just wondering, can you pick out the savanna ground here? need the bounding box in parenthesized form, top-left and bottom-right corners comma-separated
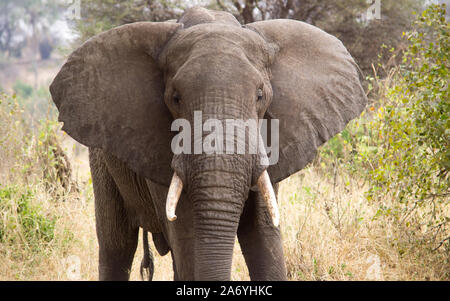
(0, 4, 448, 281)
(0, 132, 447, 281)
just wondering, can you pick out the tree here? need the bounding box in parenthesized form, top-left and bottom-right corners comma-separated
(74, 0, 425, 77)
(39, 37, 53, 60)
(0, 0, 60, 59)
(210, 0, 425, 76)
(74, 0, 188, 44)
(0, 1, 27, 57)
(363, 4, 449, 249)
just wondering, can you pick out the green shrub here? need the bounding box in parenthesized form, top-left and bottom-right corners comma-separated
(0, 92, 78, 275)
(0, 93, 74, 193)
(318, 4, 449, 251)
(365, 4, 449, 208)
(0, 185, 56, 252)
(12, 81, 33, 99)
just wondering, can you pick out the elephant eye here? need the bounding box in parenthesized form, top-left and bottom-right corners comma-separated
(257, 88, 264, 101)
(173, 92, 181, 104)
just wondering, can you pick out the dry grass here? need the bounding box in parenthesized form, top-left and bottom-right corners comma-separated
(2, 140, 447, 280)
(0, 187, 97, 280)
(0, 93, 448, 280)
(278, 168, 449, 281)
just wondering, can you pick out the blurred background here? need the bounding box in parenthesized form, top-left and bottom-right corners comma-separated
(0, 0, 448, 280)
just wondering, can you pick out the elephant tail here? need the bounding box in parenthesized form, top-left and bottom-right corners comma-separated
(140, 230, 154, 281)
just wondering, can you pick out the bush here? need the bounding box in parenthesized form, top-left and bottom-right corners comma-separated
(12, 81, 33, 99)
(11, 81, 56, 122)
(0, 93, 74, 193)
(0, 92, 80, 275)
(365, 4, 448, 230)
(0, 186, 56, 252)
(318, 4, 449, 253)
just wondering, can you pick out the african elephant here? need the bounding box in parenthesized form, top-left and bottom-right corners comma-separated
(50, 7, 367, 281)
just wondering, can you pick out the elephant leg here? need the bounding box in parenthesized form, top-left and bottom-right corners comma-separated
(171, 252, 180, 281)
(145, 180, 195, 280)
(90, 149, 139, 281)
(237, 187, 287, 281)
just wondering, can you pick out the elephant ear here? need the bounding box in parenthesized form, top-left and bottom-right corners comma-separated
(50, 22, 181, 185)
(246, 20, 367, 183)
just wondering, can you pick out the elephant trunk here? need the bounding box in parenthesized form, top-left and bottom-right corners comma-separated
(189, 154, 251, 280)
(165, 93, 279, 280)
(166, 169, 279, 227)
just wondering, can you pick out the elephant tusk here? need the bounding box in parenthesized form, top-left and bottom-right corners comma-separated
(166, 172, 183, 222)
(257, 170, 280, 227)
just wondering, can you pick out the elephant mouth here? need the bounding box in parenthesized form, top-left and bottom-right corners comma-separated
(166, 120, 280, 226)
(165, 169, 279, 227)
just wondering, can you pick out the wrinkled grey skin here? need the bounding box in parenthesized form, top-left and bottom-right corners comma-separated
(50, 7, 367, 281)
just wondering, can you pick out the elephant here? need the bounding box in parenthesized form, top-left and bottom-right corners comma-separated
(49, 7, 367, 281)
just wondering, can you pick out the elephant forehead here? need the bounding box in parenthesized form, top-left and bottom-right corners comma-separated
(159, 24, 270, 72)
(178, 7, 241, 28)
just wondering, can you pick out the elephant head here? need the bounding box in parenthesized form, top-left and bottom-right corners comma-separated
(50, 7, 367, 280)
